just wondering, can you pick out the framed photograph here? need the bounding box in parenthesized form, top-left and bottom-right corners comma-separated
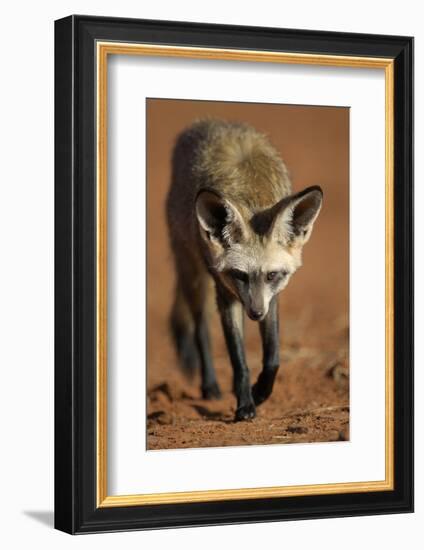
(54, 15, 413, 534)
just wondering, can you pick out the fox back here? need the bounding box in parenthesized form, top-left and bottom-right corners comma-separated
(166, 118, 291, 246)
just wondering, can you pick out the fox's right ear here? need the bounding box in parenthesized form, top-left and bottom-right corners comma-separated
(269, 186, 323, 246)
(195, 190, 247, 247)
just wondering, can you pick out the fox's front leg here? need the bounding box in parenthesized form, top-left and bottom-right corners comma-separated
(252, 296, 280, 406)
(217, 289, 256, 421)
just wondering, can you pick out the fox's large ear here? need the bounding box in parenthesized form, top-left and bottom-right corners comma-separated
(195, 190, 247, 246)
(269, 186, 323, 246)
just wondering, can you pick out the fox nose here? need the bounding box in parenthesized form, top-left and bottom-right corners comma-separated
(248, 308, 264, 321)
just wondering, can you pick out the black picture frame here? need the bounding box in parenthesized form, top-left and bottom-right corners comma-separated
(55, 14, 413, 534)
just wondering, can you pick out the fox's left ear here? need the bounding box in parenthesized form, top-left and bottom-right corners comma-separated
(269, 186, 323, 245)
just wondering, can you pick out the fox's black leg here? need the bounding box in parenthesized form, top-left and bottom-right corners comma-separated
(173, 248, 221, 400)
(170, 286, 199, 377)
(195, 313, 221, 399)
(217, 288, 255, 421)
(252, 296, 280, 406)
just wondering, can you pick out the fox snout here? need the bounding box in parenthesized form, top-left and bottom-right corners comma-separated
(247, 308, 265, 322)
(246, 288, 267, 321)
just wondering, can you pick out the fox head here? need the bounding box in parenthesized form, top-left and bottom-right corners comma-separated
(195, 186, 323, 321)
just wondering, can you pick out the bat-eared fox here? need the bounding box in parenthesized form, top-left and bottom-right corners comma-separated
(166, 119, 323, 421)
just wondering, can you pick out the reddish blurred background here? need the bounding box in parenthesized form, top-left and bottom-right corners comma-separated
(146, 99, 349, 450)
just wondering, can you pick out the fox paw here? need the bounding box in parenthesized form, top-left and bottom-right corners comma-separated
(202, 382, 222, 400)
(252, 369, 278, 406)
(235, 402, 256, 422)
(252, 383, 272, 406)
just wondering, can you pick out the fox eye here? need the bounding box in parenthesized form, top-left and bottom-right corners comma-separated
(229, 269, 248, 283)
(267, 270, 289, 282)
(267, 271, 277, 282)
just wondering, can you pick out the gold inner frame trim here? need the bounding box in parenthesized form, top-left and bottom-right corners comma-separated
(96, 41, 395, 508)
